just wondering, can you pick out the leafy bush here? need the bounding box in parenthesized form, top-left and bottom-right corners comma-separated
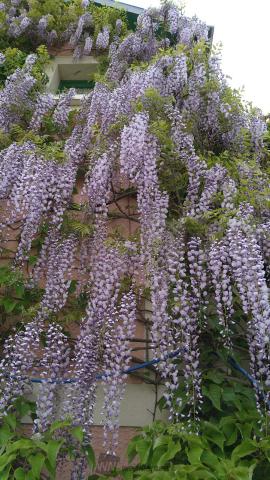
(0, 398, 95, 480)
(94, 412, 270, 480)
(0, 45, 50, 88)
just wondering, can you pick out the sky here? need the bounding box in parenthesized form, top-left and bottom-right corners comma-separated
(125, 0, 270, 114)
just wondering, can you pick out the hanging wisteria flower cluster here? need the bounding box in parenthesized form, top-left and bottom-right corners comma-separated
(0, 1, 269, 477)
(0, 0, 127, 60)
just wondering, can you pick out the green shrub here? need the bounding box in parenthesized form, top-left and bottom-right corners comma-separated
(0, 398, 95, 480)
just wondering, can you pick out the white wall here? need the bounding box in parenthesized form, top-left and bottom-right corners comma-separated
(45, 56, 99, 93)
(24, 383, 168, 427)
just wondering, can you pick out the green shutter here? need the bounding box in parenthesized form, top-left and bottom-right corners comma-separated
(57, 79, 95, 93)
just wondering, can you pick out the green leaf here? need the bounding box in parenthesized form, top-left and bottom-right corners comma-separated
(1, 466, 11, 480)
(207, 384, 222, 411)
(174, 464, 199, 476)
(219, 417, 238, 446)
(258, 438, 270, 453)
(186, 445, 203, 465)
(151, 445, 167, 467)
(0, 267, 10, 283)
(157, 441, 181, 467)
(229, 465, 256, 480)
(135, 439, 152, 465)
(46, 439, 63, 471)
(133, 473, 152, 480)
(44, 458, 54, 478)
(28, 255, 38, 265)
(15, 284, 25, 298)
(235, 422, 253, 440)
(0, 454, 16, 471)
(2, 298, 18, 313)
(28, 453, 45, 479)
(14, 468, 26, 480)
(14, 398, 34, 419)
(232, 396, 242, 411)
(231, 440, 258, 462)
(189, 470, 217, 480)
(203, 422, 225, 451)
(222, 387, 237, 403)
(153, 435, 170, 449)
(4, 414, 17, 431)
(205, 371, 224, 384)
(49, 419, 71, 434)
(226, 429, 238, 447)
(201, 449, 220, 469)
(149, 472, 171, 480)
(71, 426, 84, 443)
(121, 470, 134, 480)
(84, 445, 96, 470)
(34, 440, 49, 453)
(127, 440, 138, 464)
(0, 424, 13, 445)
(7, 439, 34, 454)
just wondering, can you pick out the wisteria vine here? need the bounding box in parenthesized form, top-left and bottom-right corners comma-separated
(0, 1, 269, 477)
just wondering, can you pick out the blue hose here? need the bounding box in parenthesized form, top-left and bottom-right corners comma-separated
(6, 350, 270, 411)
(28, 348, 182, 385)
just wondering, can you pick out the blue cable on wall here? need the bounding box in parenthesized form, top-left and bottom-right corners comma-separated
(6, 349, 270, 410)
(28, 348, 182, 385)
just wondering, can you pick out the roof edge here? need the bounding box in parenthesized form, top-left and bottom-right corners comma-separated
(94, 0, 144, 16)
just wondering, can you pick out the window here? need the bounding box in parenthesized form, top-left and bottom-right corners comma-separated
(45, 56, 98, 99)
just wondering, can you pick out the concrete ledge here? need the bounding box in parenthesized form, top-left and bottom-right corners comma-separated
(52, 93, 87, 106)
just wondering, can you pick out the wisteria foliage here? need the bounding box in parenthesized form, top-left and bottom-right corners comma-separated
(0, 0, 128, 59)
(0, 1, 269, 476)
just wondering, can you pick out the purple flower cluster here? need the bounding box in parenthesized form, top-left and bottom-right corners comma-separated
(83, 35, 93, 55)
(53, 88, 76, 129)
(39, 233, 77, 315)
(0, 320, 43, 411)
(102, 290, 136, 453)
(30, 93, 56, 131)
(0, 58, 36, 131)
(209, 239, 234, 344)
(197, 164, 227, 214)
(227, 213, 270, 392)
(169, 107, 207, 215)
(120, 112, 149, 182)
(115, 18, 122, 35)
(167, 234, 203, 423)
(67, 245, 127, 447)
(70, 12, 92, 47)
(166, 4, 180, 35)
(96, 26, 110, 50)
(86, 149, 113, 216)
(0, 142, 34, 199)
(35, 323, 70, 432)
